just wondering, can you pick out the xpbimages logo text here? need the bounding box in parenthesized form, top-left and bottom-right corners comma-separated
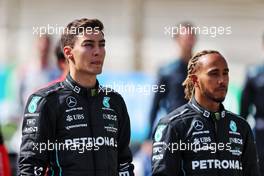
(98, 82, 166, 95)
(164, 24, 232, 38)
(32, 137, 117, 154)
(32, 24, 101, 37)
(153, 140, 231, 157)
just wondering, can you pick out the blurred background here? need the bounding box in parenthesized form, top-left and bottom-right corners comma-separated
(0, 0, 264, 175)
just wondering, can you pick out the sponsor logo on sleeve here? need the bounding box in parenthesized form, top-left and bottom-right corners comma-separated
(154, 125, 166, 142)
(24, 126, 38, 133)
(26, 118, 36, 126)
(28, 96, 41, 113)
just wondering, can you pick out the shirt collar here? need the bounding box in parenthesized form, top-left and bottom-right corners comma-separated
(189, 97, 226, 119)
(63, 74, 99, 97)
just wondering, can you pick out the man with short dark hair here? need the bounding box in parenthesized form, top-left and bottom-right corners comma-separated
(19, 18, 134, 176)
(152, 50, 260, 176)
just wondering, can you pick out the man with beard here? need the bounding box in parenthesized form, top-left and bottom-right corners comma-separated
(152, 50, 260, 176)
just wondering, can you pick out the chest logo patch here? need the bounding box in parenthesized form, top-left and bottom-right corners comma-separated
(229, 120, 237, 132)
(66, 96, 77, 108)
(103, 97, 110, 108)
(193, 120, 204, 131)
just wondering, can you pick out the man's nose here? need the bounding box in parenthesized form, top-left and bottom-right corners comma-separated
(93, 46, 100, 56)
(218, 75, 228, 85)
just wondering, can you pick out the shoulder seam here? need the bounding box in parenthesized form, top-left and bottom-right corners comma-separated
(169, 109, 188, 121)
(34, 82, 64, 97)
(226, 111, 244, 119)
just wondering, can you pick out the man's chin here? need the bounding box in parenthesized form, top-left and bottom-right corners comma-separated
(86, 69, 102, 75)
(95, 69, 103, 75)
(213, 96, 226, 103)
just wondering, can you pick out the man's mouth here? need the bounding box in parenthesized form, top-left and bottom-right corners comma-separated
(91, 61, 102, 65)
(216, 87, 227, 92)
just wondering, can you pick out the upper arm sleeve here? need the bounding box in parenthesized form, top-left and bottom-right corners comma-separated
(152, 122, 181, 176)
(242, 124, 260, 176)
(18, 95, 54, 176)
(240, 74, 254, 119)
(117, 96, 134, 176)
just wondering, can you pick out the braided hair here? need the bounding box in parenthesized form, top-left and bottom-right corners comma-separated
(182, 50, 221, 100)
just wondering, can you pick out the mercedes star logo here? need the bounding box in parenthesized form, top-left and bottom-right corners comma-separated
(193, 120, 204, 131)
(66, 96, 77, 108)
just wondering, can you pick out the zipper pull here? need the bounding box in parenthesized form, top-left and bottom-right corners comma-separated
(213, 112, 220, 121)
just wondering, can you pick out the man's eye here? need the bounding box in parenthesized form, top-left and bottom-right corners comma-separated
(99, 43, 105, 47)
(209, 72, 218, 76)
(83, 43, 93, 47)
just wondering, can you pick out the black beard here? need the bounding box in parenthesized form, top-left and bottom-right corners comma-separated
(199, 81, 227, 103)
(212, 97, 225, 103)
(204, 91, 226, 103)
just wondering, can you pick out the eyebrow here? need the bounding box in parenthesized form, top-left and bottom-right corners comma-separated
(208, 68, 229, 72)
(82, 39, 105, 43)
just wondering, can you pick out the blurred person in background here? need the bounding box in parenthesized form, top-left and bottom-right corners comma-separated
(10, 40, 68, 154)
(0, 126, 11, 176)
(54, 41, 68, 81)
(18, 34, 58, 110)
(240, 33, 264, 176)
(47, 41, 69, 85)
(148, 22, 197, 138)
(133, 140, 152, 176)
(10, 35, 57, 150)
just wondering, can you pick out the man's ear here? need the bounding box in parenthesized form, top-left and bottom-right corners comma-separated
(63, 46, 74, 61)
(190, 74, 198, 87)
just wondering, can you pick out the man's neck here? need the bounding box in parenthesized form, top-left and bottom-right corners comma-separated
(70, 70, 96, 88)
(62, 70, 69, 79)
(194, 94, 220, 112)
